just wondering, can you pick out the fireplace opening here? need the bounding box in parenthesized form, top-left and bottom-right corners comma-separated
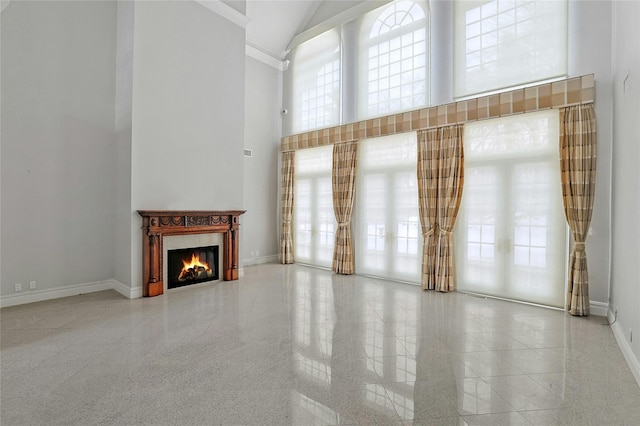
(167, 246, 219, 289)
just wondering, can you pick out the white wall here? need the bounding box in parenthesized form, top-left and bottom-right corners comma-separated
(567, 0, 613, 308)
(114, 0, 134, 287)
(221, 0, 246, 15)
(0, 5, 2, 303)
(610, 0, 640, 369)
(129, 0, 246, 289)
(241, 57, 282, 265)
(0, 0, 623, 314)
(1, 1, 117, 296)
(429, 0, 453, 105)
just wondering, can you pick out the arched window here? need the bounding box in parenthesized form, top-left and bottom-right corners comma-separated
(292, 30, 341, 133)
(360, 1, 428, 119)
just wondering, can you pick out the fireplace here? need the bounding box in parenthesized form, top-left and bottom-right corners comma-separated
(167, 245, 219, 289)
(138, 210, 245, 297)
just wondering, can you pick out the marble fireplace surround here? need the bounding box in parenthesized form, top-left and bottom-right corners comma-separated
(138, 210, 245, 297)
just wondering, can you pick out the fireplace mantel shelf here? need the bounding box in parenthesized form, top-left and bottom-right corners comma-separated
(138, 210, 246, 297)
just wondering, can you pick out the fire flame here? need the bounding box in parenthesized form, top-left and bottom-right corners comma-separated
(181, 253, 211, 273)
(177, 253, 212, 282)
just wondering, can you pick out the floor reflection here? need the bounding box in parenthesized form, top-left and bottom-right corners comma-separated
(4, 263, 638, 425)
(282, 264, 640, 424)
(290, 391, 337, 425)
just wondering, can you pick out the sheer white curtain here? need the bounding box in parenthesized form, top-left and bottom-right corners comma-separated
(456, 110, 566, 307)
(294, 145, 336, 268)
(356, 132, 421, 283)
(454, 0, 567, 97)
(292, 29, 341, 133)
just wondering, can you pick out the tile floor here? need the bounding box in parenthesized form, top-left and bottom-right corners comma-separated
(1, 263, 639, 425)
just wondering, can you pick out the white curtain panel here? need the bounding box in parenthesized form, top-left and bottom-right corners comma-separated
(456, 110, 567, 307)
(356, 132, 421, 284)
(292, 29, 341, 133)
(294, 145, 336, 268)
(453, 0, 567, 97)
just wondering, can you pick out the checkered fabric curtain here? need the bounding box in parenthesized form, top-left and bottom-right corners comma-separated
(435, 125, 464, 292)
(331, 141, 358, 274)
(417, 129, 440, 290)
(417, 125, 464, 292)
(560, 104, 597, 316)
(280, 151, 295, 264)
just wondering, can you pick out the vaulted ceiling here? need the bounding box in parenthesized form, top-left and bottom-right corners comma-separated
(246, 0, 324, 60)
(245, 0, 371, 60)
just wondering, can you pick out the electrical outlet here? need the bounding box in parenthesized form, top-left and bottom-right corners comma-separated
(15, 283, 22, 292)
(30, 281, 37, 290)
(256, 251, 260, 257)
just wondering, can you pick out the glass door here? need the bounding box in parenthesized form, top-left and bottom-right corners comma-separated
(294, 145, 336, 268)
(456, 111, 566, 307)
(356, 133, 421, 284)
(456, 164, 506, 294)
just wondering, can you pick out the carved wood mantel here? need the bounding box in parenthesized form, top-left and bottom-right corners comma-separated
(138, 210, 246, 297)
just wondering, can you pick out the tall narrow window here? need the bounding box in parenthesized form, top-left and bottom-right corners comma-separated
(356, 132, 421, 283)
(454, 0, 567, 97)
(294, 145, 336, 268)
(455, 110, 566, 307)
(359, 1, 428, 119)
(292, 30, 341, 133)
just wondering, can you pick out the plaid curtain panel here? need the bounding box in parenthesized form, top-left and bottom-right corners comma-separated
(417, 129, 440, 290)
(435, 125, 464, 292)
(560, 104, 597, 316)
(331, 141, 358, 274)
(417, 125, 464, 292)
(280, 151, 295, 264)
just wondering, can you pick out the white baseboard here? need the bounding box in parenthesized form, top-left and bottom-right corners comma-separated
(110, 279, 143, 299)
(1, 268, 268, 308)
(590, 300, 609, 317)
(1, 279, 114, 308)
(609, 308, 640, 387)
(242, 254, 279, 267)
